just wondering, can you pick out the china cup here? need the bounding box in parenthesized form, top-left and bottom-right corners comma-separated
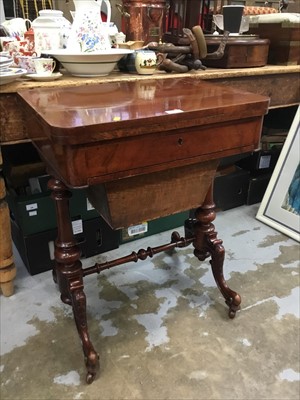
(17, 55, 37, 73)
(33, 58, 56, 75)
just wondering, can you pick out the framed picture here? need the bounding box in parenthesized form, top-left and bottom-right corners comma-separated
(256, 106, 300, 242)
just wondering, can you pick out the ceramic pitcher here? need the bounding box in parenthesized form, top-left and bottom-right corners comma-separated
(1, 18, 31, 38)
(67, 0, 112, 52)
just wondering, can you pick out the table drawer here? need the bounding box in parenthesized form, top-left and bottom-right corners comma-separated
(82, 117, 261, 183)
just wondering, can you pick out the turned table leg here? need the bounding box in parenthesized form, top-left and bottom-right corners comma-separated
(0, 147, 16, 297)
(48, 177, 99, 383)
(192, 184, 241, 318)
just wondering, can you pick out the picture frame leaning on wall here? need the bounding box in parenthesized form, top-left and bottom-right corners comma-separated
(256, 106, 300, 242)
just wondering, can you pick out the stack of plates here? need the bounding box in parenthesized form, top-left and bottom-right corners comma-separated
(0, 55, 14, 69)
(0, 54, 26, 85)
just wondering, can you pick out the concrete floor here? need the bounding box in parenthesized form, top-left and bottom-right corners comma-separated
(1, 204, 299, 400)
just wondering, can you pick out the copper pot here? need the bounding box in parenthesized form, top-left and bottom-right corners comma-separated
(117, 0, 169, 45)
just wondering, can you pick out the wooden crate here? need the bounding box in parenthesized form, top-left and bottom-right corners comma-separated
(249, 22, 300, 65)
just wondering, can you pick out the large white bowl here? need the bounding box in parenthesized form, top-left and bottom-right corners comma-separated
(45, 49, 133, 77)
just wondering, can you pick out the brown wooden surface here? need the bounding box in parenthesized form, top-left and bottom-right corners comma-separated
(204, 39, 269, 68)
(209, 73, 300, 108)
(1, 65, 299, 144)
(87, 161, 219, 228)
(17, 77, 269, 189)
(248, 24, 300, 65)
(17, 77, 269, 226)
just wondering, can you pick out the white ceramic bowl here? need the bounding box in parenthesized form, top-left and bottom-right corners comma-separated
(45, 49, 133, 77)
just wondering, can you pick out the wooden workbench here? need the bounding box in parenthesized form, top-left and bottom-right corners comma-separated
(0, 64, 299, 297)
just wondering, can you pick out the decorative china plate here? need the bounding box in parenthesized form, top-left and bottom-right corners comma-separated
(0, 68, 27, 85)
(45, 49, 133, 77)
(0, 55, 14, 70)
(25, 72, 63, 81)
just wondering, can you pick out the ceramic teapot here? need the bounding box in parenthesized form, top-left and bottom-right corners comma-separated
(32, 10, 71, 55)
(67, 0, 112, 52)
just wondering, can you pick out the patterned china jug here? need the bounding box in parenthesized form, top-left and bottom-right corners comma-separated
(67, 0, 112, 52)
(1, 18, 31, 38)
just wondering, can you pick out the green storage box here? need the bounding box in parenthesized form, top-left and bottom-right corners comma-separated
(8, 186, 99, 236)
(120, 211, 189, 244)
(11, 216, 119, 275)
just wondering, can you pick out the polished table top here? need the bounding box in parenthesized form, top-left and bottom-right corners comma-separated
(17, 77, 269, 228)
(17, 77, 270, 185)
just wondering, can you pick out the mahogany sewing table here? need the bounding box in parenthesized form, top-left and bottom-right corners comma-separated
(17, 77, 269, 383)
(1, 65, 299, 298)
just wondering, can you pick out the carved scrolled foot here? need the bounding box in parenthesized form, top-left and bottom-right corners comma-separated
(209, 243, 241, 318)
(192, 184, 242, 318)
(85, 351, 100, 384)
(226, 293, 242, 319)
(86, 372, 96, 385)
(71, 287, 99, 382)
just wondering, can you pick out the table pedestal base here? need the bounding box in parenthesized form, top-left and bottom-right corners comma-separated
(49, 177, 241, 384)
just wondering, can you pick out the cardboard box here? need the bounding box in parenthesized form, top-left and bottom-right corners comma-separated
(11, 216, 119, 275)
(8, 186, 99, 236)
(120, 211, 189, 244)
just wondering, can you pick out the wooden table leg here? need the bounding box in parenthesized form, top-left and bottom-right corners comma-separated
(0, 146, 16, 297)
(48, 177, 99, 384)
(192, 183, 241, 318)
(48, 172, 241, 384)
